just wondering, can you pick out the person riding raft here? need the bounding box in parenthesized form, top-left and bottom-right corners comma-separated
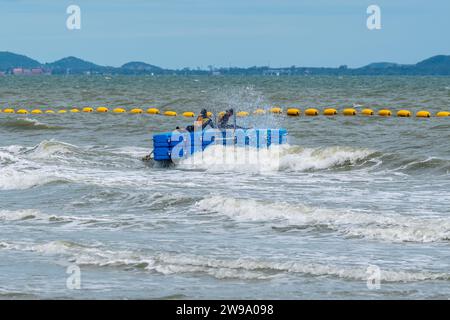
(217, 108, 245, 129)
(217, 108, 234, 129)
(186, 108, 215, 132)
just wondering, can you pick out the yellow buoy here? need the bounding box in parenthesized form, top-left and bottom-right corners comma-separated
(305, 108, 319, 116)
(361, 109, 374, 116)
(343, 108, 357, 116)
(164, 111, 177, 116)
(58, 110, 67, 114)
(82, 107, 93, 113)
(130, 108, 144, 114)
(397, 110, 411, 117)
(130, 108, 143, 114)
(113, 108, 126, 113)
(436, 111, 450, 117)
(286, 108, 300, 116)
(378, 109, 392, 117)
(237, 111, 249, 117)
(182, 111, 195, 117)
(416, 110, 431, 118)
(70, 108, 80, 113)
(17, 109, 28, 114)
(270, 107, 282, 114)
(45, 110, 55, 114)
(3, 108, 15, 113)
(323, 108, 337, 116)
(146, 108, 160, 114)
(96, 106, 109, 113)
(254, 108, 265, 115)
(31, 109, 43, 114)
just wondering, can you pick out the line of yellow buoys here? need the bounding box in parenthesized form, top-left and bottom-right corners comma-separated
(0, 107, 449, 118)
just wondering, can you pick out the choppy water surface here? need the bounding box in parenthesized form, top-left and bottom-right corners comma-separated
(0, 76, 449, 299)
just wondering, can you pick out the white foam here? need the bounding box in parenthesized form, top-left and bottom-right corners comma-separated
(279, 146, 373, 171)
(195, 196, 450, 243)
(0, 209, 42, 221)
(0, 150, 18, 163)
(0, 167, 65, 190)
(26, 140, 78, 159)
(1, 240, 447, 282)
(21, 118, 46, 126)
(109, 146, 149, 158)
(178, 144, 373, 172)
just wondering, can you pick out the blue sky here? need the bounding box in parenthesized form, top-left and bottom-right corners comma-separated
(1, 0, 449, 68)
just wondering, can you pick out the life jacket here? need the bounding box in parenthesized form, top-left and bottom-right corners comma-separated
(195, 115, 210, 128)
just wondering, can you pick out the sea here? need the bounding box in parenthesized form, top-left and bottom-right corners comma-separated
(0, 75, 449, 299)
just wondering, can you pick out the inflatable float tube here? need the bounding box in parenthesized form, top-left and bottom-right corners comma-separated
(148, 128, 288, 163)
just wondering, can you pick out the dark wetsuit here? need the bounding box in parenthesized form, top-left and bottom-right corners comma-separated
(186, 115, 215, 132)
(218, 113, 233, 129)
(218, 112, 245, 129)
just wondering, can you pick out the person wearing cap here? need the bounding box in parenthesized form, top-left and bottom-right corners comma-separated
(194, 108, 215, 130)
(218, 108, 235, 129)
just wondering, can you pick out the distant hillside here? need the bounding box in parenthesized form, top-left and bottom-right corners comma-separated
(121, 61, 163, 72)
(349, 55, 450, 75)
(361, 62, 401, 69)
(0, 51, 41, 70)
(46, 56, 100, 70)
(44, 56, 113, 74)
(0, 51, 449, 75)
(415, 55, 450, 74)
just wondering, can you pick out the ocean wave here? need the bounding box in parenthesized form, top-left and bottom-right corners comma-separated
(279, 145, 374, 171)
(0, 166, 67, 190)
(178, 145, 374, 172)
(0, 209, 118, 227)
(0, 209, 42, 221)
(394, 156, 450, 174)
(24, 140, 80, 159)
(0, 118, 63, 130)
(176, 143, 450, 176)
(195, 196, 450, 243)
(1, 240, 448, 282)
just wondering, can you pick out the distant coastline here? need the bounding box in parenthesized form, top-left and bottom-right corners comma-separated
(1, 51, 450, 76)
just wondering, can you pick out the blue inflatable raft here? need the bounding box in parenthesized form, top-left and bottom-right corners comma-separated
(151, 128, 288, 162)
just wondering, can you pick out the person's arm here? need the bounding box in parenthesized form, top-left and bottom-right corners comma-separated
(202, 118, 215, 129)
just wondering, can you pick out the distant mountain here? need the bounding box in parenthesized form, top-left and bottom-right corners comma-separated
(44, 56, 112, 74)
(1, 51, 450, 75)
(121, 61, 163, 72)
(46, 56, 100, 70)
(361, 62, 401, 69)
(416, 55, 450, 67)
(415, 55, 450, 74)
(0, 51, 41, 70)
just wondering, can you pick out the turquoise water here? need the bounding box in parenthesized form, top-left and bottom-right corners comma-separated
(0, 75, 449, 299)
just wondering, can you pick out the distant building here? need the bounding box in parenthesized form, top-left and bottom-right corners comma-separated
(12, 68, 24, 75)
(12, 67, 45, 75)
(263, 69, 290, 76)
(31, 68, 44, 75)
